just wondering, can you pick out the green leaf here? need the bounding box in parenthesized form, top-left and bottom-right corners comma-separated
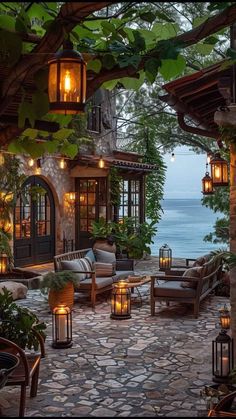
(18, 101, 36, 128)
(0, 15, 15, 30)
(60, 143, 78, 159)
(22, 128, 38, 140)
(158, 39, 183, 60)
(83, 20, 103, 31)
(139, 11, 156, 23)
(27, 3, 53, 22)
(72, 25, 97, 40)
(138, 29, 156, 47)
(8, 140, 24, 154)
(21, 139, 46, 158)
(152, 22, 179, 40)
(145, 58, 160, 83)
(124, 27, 135, 43)
(120, 71, 145, 90)
(87, 59, 102, 73)
(101, 21, 116, 37)
(32, 92, 49, 118)
(102, 53, 116, 70)
(132, 31, 146, 52)
(226, 48, 236, 60)
(117, 54, 141, 69)
(192, 16, 209, 28)
(44, 140, 59, 154)
(195, 43, 214, 55)
(159, 55, 186, 80)
(155, 10, 175, 23)
(53, 128, 74, 141)
(15, 8, 31, 33)
(101, 79, 119, 90)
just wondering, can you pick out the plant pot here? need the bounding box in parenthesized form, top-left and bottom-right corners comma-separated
(93, 239, 116, 254)
(48, 282, 74, 311)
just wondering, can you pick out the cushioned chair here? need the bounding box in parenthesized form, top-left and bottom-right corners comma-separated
(151, 257, 223, 318)
(0, 331, 45, 417)
(54, 248, 134, 307)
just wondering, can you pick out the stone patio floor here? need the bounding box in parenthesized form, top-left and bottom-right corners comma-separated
(0, 256, 229, 417)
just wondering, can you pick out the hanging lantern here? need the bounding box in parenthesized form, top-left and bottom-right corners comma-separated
(52, 304, 73, 348)
(202, 163, 214, 195)
(159, 244, 172, 271)
(212, 330, 234, 383)
(48, 40, 86, 115)
(210, 153, 229, 187)
(0, 152, 5, 166)
(98, 156, 105, 169)
(59, 158, 67, 169)
(0, 253, 9, 274)
(219, 305, 231, 330)
(110, 281, 131, 320)
(64, 192, 76, 205)
(28, 158, 35, 168)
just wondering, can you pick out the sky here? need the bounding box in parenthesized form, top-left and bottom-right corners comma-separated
(162, 145, 208, 199)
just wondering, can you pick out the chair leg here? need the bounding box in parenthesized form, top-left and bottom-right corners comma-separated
(30, 364, 40, 397)
(194, 303, 199, 318)
(151, 300, 155, 316)
(19, 384, 27, 417)
(166, 301, 170, 306)
(91, 290, 96, 308)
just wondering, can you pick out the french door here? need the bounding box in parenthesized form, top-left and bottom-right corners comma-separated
(14, 176, 55, 267)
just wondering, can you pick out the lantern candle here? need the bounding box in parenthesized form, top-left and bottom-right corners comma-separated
(52, 304, 73, 348)
(111, 281, 131, 320)
(0, 254, 8, 274)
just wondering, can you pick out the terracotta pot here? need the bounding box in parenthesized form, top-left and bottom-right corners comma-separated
(48, 282, 74, 311)
(93, 239, 116, 254)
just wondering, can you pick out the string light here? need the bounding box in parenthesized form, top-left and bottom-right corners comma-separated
(59, 158, 67, 169)
(0, 152, 5, 166)
(28, 158, 35, 167)
(35, 159, 41, 175)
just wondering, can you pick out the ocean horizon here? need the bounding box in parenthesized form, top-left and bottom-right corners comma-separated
(150, 198, 225, 259)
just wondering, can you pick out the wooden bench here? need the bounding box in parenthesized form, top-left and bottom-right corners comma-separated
(150, 257, 223, 318)
(0, 330, 45, 417)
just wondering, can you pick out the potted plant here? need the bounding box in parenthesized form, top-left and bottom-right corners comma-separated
(0, 288, 46, 351)
(40, 270, 79, 311)
(90, 218, 116, 253)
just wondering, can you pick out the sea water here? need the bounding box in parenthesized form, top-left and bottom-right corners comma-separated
(150, 199, 226, 259)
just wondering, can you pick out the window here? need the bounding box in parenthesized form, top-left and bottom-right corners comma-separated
(118, 179, 141, 227)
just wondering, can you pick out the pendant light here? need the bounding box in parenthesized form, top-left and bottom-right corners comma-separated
(48, 39, 87, 115)
(210, 153, 229, 187)
(202, 163, 214, 195)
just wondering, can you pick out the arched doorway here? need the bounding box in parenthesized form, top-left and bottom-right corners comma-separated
(14, 176, 55, 267)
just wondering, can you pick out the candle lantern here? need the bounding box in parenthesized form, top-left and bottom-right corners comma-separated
(202, 164, 214, 195)
(110, 281, 131, 320)
(48, 39, 86, 115)
(219, 305, 231, 330)
(98, 156, 105, 169)
(210, 153, 229, 187)
(159, 244, 172, 271)
(0, 253, 9, 274)
(52, 304, 73, 348)
(212, 330, 234, 383)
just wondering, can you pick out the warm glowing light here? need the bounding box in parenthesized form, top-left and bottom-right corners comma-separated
(98, 156, 105, 169)
(0, 254, 8, 274)
(0, 152, 5, 166)
(215, 166, 220, 179)
(35, 167, 41, 175)
(64, 71, 71, 92)
(207, 154, 211, 164)
(52, 304, 72, 348)
(65, 192, 76, 204)
(28, 158, 35, 167)
(59, 158, 67, 169)
(79, 194, 85, 203)
(0, 192, 13, 202)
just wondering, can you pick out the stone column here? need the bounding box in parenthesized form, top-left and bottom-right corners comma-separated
(230, 143, 236, 358)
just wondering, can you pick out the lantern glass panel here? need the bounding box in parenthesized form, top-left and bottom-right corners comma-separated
(0, 254, 8, 274)
(111, 282, 131, 319)
(212, 331, 234, 383)
(202, 174, 213, 195)
(159, 244, 172, 270)
(48, 62, 57, 102)
(52, 304, 72, 348)
(59, 61, 82, 103)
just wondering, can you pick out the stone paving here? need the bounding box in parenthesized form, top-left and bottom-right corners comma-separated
(0, 256, 230, 417)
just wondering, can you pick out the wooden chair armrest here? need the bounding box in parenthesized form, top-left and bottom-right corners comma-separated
(151, 275, 199, 282)
(32, 328, 46, 358)
(0, 337, 30, 385)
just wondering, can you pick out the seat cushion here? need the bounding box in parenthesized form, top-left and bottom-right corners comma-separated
(181, 267, 202, 289)
(60, 260, 87, 281)
(79, 276, 114, 290)
(113, 271, 134, 282)
(94, 249, 116, 264)
(93, 262, 114, 277)
(154, 281, 196, 298)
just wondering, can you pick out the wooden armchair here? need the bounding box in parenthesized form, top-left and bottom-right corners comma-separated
(0, 330, 45, 417)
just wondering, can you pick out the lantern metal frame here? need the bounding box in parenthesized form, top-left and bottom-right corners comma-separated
(0, 253, 10, 274)
(48, 40, 86, 115)
(52, 304, 73, 349)
(210, 153, 229, 187)
(202, 163, 214, 195)
(212, 330, 234, 383)
(219, 305, 231, 330)
(159, 244, 172, 271)
(110, 281, 131, 320)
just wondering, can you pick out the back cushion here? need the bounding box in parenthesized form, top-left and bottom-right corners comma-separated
(60, 260, 87, 281)
(85, 249, 96, 265)
(192, 256, 206, 267)
(181, 267, 202, 289)
(93, 262, 114, 277)
(94, 248, 116, 264)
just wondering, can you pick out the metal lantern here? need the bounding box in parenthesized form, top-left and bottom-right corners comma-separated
(159, 244, 172, 271)
(212, 330, 234, 383)
(64, 192, 76, 205)
(110, 281, 131, 320)
(48, 40, 86, 115)
(0, 253, 9, 274)
(210, 153, 229, 187)
(98, 156, 105, 169)
(52, 304, 73, 348)
(219, 305, 231, 330)
(202, 164, 214, 195)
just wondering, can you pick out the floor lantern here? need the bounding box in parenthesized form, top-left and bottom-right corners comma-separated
(210, 153, 229, 187)
(52, 304, 73, 348)
(159, 244, 172, 271)
(110, 281, 131, 320)
(48, 39, 87, 115)
(212, 330, 234, 383)
(0, 253, 9, 274)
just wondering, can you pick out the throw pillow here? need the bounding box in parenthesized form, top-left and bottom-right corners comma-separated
(94, 248, 116, 264)
(75, 258, 92, 279)
(180, 267, 202, 289)
(192, 256, 206, 267)
(60, 260, 87, 281)
(85, 249, 96, 265)
(93, 262, 114, 277)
